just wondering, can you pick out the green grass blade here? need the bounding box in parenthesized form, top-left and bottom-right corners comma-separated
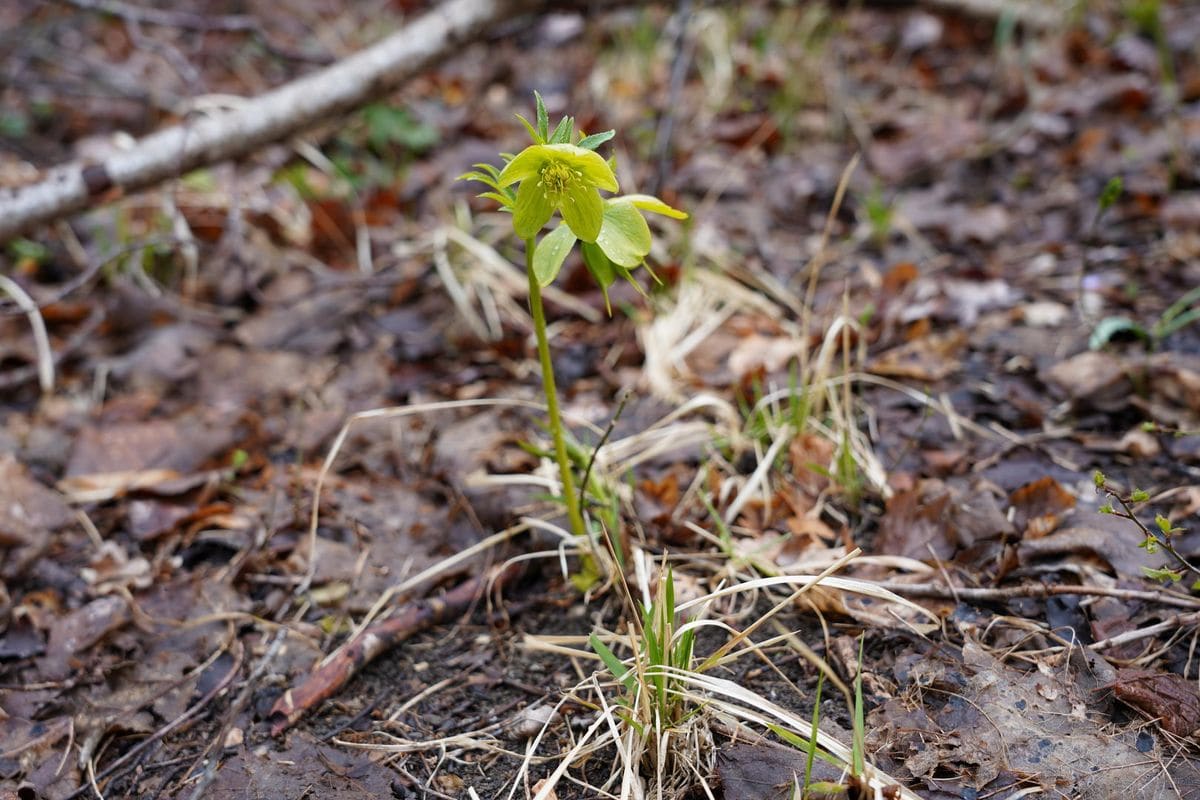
(589, 633, 635, 692)
(805, 671, 825, 789)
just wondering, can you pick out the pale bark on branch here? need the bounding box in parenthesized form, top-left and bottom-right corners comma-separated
(0, 0, 537, 243)
(0, 0, 1064, 244)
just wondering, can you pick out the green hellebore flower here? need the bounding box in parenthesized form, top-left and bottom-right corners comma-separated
(498, 143, 619, 242)
(532, 193, 687, 313)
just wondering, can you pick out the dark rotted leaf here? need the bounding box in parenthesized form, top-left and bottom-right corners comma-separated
(1110, 669, 1200, 736)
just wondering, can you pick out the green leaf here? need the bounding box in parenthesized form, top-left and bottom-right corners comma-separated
(1093, 470, 1107, 489)
(513, 178, 556, 239)
(1089, 316, 1150, 350)
(363, 104, 438, 153)
(615, 263, 650, 298)
(805, 671, 825, 788)
(577, 130, 616, 151)
(1131, 488, 1150, 503)
(515, 113, 542, 144)
(534, 91, 549, 142)
(1098, 176, 1123, 213)
(596, 202, 652, 268)
(549, 115, 574, 145)
(1155, 514, 1173, 535)
(589, 634, 635, 691)
(471, 162, 503, 179)
(582, 242, 616, 313)
(560, 181, 604, 242)
(533, 224, 577, 287)
(623, 193, 689, 219)
(1143, 565, 1183, 583)
(456, 171, 498, 187)
(477, 191, 513, 208)
(1157, 307, 1200, 340)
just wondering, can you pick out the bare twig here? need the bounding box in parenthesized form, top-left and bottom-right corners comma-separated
(871, 580, 1200, 610)
(0, 0, 540, 242)
(0, 275, 55, 393)
(269, 561, 525, 735)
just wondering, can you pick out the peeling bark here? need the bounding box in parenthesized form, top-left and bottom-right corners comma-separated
(0, 0, 536, 243)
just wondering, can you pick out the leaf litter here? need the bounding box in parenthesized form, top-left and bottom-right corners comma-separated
(2, 0, 1200, 798)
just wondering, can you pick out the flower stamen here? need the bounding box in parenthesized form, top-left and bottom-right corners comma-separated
(539, 161, 574, 198)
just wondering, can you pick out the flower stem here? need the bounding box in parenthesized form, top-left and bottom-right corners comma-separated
(525, 237, 586, 538)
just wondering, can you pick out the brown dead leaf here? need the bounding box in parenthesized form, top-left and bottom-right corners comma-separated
(789, 434, 835, 497)
(1110, 668, 1200, 736)
(206, 729, 396, 799)
(1017, 522, 1159, 579)
(870, 111, 983, 183)
(872, 642, 1199, 798)
(1078, 427, 1162, 459)
(40, 595, 129, 680)
(877, 480, 1012, 562)
(66, 414, 238, 477)
(57, 467, 185, 503)
(867, 329, 966, 381)
(717, 739, 847, 800)
(1009, 476, 1076, 539)
(1168, 486, 1200, 519)
(727, 333, 804, 380)
(0, 455, 73, 547)
(1144, 352, 1200, 419)
(1042, 351, 1133, 412)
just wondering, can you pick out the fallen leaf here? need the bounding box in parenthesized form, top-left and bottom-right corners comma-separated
(1109, 669, 1200, 736)
(0, 455, 72, 547)
(1009, 476, 1076, 539)
(40, 595, 129, 680)
(1042, 351, 1133, 412)
(868, 330, 966, 381)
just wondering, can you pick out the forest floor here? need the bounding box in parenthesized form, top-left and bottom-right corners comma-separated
(3, 1, 1200, 798)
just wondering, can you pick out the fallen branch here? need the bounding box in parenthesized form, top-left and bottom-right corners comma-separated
(269, 561, 525, 735)
(0, 0, 540, 244)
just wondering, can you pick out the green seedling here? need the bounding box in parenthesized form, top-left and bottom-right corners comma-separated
(860, 182, 894, 248)
(1090, 284, 1200, 351)
(773, 638, 872, 799)
(589, 565, 699, 739)
(1094, 470, 1198, 588)
(460, 92, 687, 540)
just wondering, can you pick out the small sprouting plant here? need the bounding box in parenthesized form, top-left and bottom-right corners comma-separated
(589, 566, 698, 734)
(860, 182, 894, 248)
(1089, 284, 1200, 351)
(1082, 177, 1200, 350)
(459, 92, 686, 541)
(1094, 470, 1198, 587)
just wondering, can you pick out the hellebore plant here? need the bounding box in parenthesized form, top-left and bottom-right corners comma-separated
(459, 93, 686, 539)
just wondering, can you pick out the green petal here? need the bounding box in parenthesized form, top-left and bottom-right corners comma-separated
(623, 194, 689, 219)
(561, 183, 604, 242)
(513, 177, 556, 239)
(498, 145, 551, 187)
(533, 224, 577, 287)
(595, 201, 651, 267)
(582, 241, 616, 314)
(546, 144, 619, 192)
